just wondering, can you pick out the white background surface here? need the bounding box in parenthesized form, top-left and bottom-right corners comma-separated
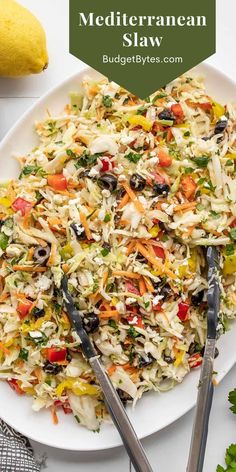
(1, 1, 236, 470)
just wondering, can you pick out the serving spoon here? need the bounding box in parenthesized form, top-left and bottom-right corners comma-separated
(61, 276, 153, 472)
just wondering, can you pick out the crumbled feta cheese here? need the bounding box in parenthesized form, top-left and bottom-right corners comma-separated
(88, 167, 100, 178)
(101, 189, 111, 198)
(128, 316, 138, 325)
(35, 275, 52, 292)
(126, 297, 137, 304)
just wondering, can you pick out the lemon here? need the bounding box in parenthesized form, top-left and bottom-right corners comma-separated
(0, 0, 48, 77)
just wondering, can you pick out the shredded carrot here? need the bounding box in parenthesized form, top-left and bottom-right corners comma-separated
(136, 242, 177, 280)
(139, 278, 147, 296)
(102, 302, 112, 311)
(0, 342, 9, 355)
(181, 226, 195, 239)
(34, 367, 43, 381)
(47, 242, 57, 267)
(79, 211, 92, 240)
(62, 264, 69, 273)
(122, 363, 139, 375)
(27, 247, 34, 261)
(119, 219, 131, 227)
(121, 182, 145, 213)
(102, 270, 108, 287)
(143, 276, 155, 293)
(112, 270, 141, 280)
(117, 193, 130, 210)
(174, 202, 197, 213)
(12, 265, 47, 273)
(0, 293, 9, 303)
(51, 406, 59, 425)
(99, 310, 119, 318)
(107, 365, 117, 376)
(126, 240, 136, 255)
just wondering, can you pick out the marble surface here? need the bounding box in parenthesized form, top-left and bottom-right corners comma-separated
(1, 1, 236, 470)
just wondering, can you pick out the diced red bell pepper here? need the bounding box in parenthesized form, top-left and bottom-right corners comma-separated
(188, 353, 203, 368)
(157, 149, 172, 167)
(177, 302, 190, 321)
(186, 100, 212, 111)
(17, 299, 33, 320)
(12, 197, 33, 216)
(47, 174, 68, 191)
(171, 104, 184, 119)
(8, 379, 24, 395)
(62, 403, 72, 414)
(54, 400, 72, 414)
(153, 302, 162, 311)
(100, 155, 115, 172)
(152, 172, 166, 184)
(47, 347, 67, 363)
(127, 315, 144, 329)
(125, 281, 140, 295)
(153, 246, 165, 260)
(152, 122, 164, 134)
(180, 175, 197, 200)
(230, 219, 236, 228)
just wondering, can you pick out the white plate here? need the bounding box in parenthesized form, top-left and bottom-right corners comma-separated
(0, 63, 236, 451)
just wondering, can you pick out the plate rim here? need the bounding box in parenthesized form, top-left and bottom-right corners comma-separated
(0, 62, 236, 451)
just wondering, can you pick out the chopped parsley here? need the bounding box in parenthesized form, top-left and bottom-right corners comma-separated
(18, 348, 28, 361)
(226, 244, 235, 256)
(124, 152, 142, 164)
(0, 233, 9, 250)
(230, 229, 236, 240)
(127, 326, 139, 338)
(66, 149, 78, 159)
(197, 177, 206, 185)
(184, 131, 191, 137)
(137, 106, 147, 115)
(74, 152, 100, 169)
(102, 95, 113, 108)
(210, 211, 220, 219)
(104, 214, 111, 223)
(35, 190, 44, 203)
(19, 165, 46, 179)
(101, 247, 110, 257)
(108, 319, 118, 329)
(184, 167, 194, 174)
(152, 92, 167, 103)
(193, 156, 210, 168)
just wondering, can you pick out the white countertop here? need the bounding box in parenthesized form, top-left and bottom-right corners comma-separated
(1, 1, 236, 470)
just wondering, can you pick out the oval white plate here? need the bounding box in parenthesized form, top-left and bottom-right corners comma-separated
(0, 63, 236, 451)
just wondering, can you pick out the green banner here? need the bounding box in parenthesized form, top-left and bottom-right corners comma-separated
(69, 0, 215, 98)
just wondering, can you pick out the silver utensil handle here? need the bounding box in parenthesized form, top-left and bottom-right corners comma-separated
(90, 357, 153, 472)
(186, 338, 215, 472)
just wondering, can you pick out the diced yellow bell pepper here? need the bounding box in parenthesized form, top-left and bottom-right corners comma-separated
(56, 379, 99, 397)
(188, 249, 197, 272)
(212, 101, 225, 120)
(128, 115, 152, 132)
(178, 250, 197, 278)
(5, 339, 14, 348)
(24, 387, 36, 395)
(111, 297, 119, 307)
(225, 153, 236, 160)
(60, 243, 74, 261)
(174, 350, 185, 367)
(0, 197, 12, 208)
(223, 254, 236, 276)
(149, 225, 160, 238)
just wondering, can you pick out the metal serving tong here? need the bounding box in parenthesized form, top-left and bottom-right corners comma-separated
(187, 246, 220, 472)
(61, 276, 153, 472)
